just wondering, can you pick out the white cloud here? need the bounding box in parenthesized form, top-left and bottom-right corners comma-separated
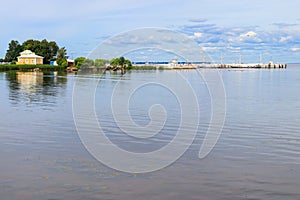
(201, 46, 219, 52)
(238, 31, 259, 42)
(194, 32, 203, 38)
(240, 31, 257, 38)
(188, 32, 203, 40)
(279, 36, 293, 43)
(228, 31, 262, 43)
(291, 47, 300, 51)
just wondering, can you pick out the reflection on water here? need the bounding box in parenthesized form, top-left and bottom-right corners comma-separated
(1, 67, 300, 200)
(5, 71, 67, 108)
(16, 72, 44, 94)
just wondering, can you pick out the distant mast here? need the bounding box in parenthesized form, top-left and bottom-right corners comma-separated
(259, 53, 263, 64)
(239, 55, 242, 64)
(220, 53, 223, 64)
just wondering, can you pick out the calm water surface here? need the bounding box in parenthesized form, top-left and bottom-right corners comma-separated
(0, 66, 300, 200)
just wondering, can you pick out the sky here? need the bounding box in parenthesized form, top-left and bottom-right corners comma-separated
(1, 0, 300, 63)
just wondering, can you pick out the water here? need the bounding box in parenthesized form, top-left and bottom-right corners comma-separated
(0, 66, 300, 200)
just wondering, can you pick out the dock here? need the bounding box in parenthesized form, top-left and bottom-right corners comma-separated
(198, 62, 287, 69)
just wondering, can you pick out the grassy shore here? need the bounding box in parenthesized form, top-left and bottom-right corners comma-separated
(0, 64, 65, 71)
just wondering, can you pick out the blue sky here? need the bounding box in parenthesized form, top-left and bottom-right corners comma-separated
(1, 0, 300, 63)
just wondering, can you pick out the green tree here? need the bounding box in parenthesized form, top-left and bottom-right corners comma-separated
(95, 58, 109, 67)
(22, 39, 59, 64)
(110, 57, 132, 69)
(75, 57, 86, 68)
(125, 59, 132, 68)
(47, 41, 59, 61)
(56, 47, 69, 66)
(119, 56, 125, 66)
(81, 59, 94, 68)
(110, 58, 120, 67)
(5, 40, 23, 62)
(22, 39, 40, 52)
(39, 39, 59, 64)
(61, 60, 68, 67)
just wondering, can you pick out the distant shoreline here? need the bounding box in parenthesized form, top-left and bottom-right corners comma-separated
(0, 64, 65, 72)
(0, 62, 291, 73)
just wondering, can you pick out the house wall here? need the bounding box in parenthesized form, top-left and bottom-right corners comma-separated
(17, 58, 26, 64)
(68, 61, 74, 67)
(17, 57, 43, 65)
(36, 58, 43, 64)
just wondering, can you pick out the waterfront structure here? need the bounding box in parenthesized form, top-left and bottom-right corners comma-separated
(201, 62, 287, 69)
(50, 61, 58, 66)
(169, 59, 178, 66)
(17, 50, 43, 65)
(50, 59, 74, 67)
(67, 59, 75, 67)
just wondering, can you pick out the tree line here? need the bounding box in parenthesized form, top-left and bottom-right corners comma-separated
(0, 39, 132, 69)
(74, 56, 132, 69)
(1, 39, 68, 64)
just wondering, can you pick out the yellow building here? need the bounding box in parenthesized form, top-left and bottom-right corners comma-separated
(17, 50, 43, 65)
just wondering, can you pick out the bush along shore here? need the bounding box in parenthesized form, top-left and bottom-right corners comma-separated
(0, 64, 66, 72)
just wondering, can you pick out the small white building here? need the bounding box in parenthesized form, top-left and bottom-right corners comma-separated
(169, 59, 178, 66)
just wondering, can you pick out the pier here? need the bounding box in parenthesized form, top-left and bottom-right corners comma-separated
(198, 62, 287, 69)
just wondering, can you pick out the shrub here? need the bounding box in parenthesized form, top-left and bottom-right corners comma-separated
(61, 60, 68, 67)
